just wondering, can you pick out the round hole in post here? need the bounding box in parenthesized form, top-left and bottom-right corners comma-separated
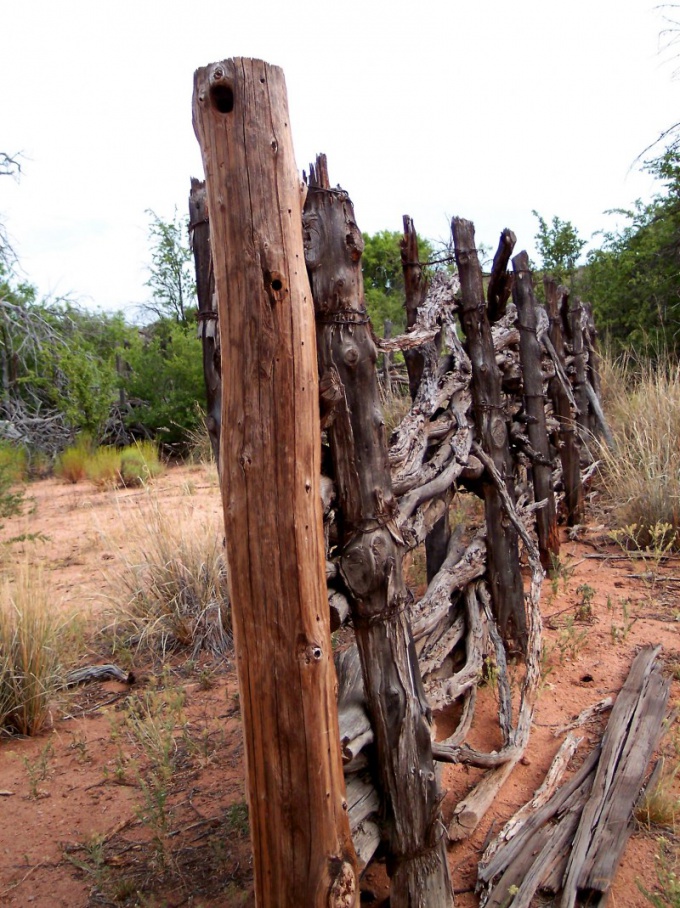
(210, 83, 234, 114)
(271, 278, 283, 292)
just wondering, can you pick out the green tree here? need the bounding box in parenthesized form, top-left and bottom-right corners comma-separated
(532, 211, 586, 285)
(122, 319, 204, 450)
(362, 229, 434, 334)
(144, 209, 196, 326)
(581, 148, 680, 353)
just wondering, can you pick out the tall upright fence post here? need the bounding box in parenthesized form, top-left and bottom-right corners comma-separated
(192, 58, 357, 907)
(453, 217, 527, 650)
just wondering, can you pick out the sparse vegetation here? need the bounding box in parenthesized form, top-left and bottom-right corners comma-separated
(598, 355, 680, 546)
(109, 496, 231, 659)
(0, 564, 65, 735)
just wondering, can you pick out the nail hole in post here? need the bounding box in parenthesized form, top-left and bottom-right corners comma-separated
(210, 83, 234, 114)
(271, 278, 283, 292)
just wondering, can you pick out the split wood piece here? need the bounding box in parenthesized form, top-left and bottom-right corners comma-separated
(345, 772, 381, 873)
(553, 697, 613, 737)
(452, 217, 526, 650)
(413, 531, 487, 642)
(544, 278, 584, 526)
(486, 229, 516, 323)
(560, 644, 670, 908)
(425, 582, 487, 711)
(329, 589, 351, 631)
(512, 251, 559, 571)
(304, 154, 453, 907)
(582, 299, 614, 446)
(336, 646, 373, 764)
(188, 178, 221, 464)
(192, 60, 357, 907)
(477, 745, 602, 889)
(64, 664, 134, 687)
(479, 732, 583, 870)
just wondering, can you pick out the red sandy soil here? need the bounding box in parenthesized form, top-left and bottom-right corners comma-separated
(0, 465, 678, 907)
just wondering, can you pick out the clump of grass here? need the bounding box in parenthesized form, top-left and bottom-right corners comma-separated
(110, 498, 231, 659)
(119, 441, 164, 487)
(55, 444, 89, 484)
(0, 564, 64, 735)
(85, 446, 123, 488)
(638, 837, 680, 907)
(598, 353, 680, 547)
(0, 441, 27, 482)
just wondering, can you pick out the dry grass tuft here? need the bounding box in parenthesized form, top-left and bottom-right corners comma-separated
(597, 353, 680, 547)
(0, 564, 64, 735)
(109, 497, 231, 660)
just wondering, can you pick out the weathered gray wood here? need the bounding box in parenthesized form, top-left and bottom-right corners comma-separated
(189, 178, 221, 464)
(544, 278, 583, 526)
(64, 664, 134, 687)
(304, 155, 453, 908)
(569, 295, 591, 439)
(192, 59, 357, 907)
(561, 645, 670, 907)
(452, 217, 526, 650)
(401, 214, 429, 401)
(512, 251, 559, 570)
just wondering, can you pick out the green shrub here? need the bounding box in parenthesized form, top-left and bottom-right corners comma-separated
(0, 441, 26, 526)
(0, 565, 63, 735)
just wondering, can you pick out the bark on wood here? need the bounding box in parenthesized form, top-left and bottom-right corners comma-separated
(304, 154, 453, 908)
(189, 178, 221, 464)
(401, 215, 429, 401)
(486, 229, 516, 324)
(512, 251, 559, 570)
(452, 217, 526, 650)
(192, 60, 357, 907)
(544, 278, 584, 526)
(569, 295, 591, 440)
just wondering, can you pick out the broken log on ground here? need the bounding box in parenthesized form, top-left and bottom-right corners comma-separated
(478, 645, 670, 908)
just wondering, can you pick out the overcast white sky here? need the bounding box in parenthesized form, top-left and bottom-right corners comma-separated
(1, 0, 678, 316)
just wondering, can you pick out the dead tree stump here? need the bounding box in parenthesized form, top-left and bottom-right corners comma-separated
(192, 59, 357, 907)
(304, 155, 453, 908)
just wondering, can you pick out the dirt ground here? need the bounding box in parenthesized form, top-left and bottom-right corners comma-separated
(0, 464, 678, 907)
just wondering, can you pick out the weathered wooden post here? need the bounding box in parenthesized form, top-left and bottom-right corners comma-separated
(544, 278, 584, 526)
(452, 217, 527, 650)
(192, 59, 357, 907)
(304, 155, 453, 908)
(487, 229, 516, 324)
(188, 178, 221, 464)
(512, 251, 559, 570)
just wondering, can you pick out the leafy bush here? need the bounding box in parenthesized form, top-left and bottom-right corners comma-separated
(597, 354, 680, 546)
(119, 441, 164, 487)
(0, 565, 63, 735)
(110, 498, 231, 659)
(0, 441, 26, 525)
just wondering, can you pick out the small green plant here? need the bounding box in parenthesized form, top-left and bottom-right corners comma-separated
(55, 443, 90, 484)
(636, 760, 679, 832)
(22, 739, 54, 798)
(547, 552, 577, 601)
(638, 837, 680, 907)
(69, 730, 92, 764)
(0, 441, 26, 528)
(85, 446, 122, 488)
(575, 584, 596, 622)
(226, 800, 250, 838)
(555, 617, 588, 662)
(610, 597, 636, 644)
(0, 564, 64, 735)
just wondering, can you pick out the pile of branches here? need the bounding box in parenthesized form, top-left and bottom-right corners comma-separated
(322, 218, 609, 869)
